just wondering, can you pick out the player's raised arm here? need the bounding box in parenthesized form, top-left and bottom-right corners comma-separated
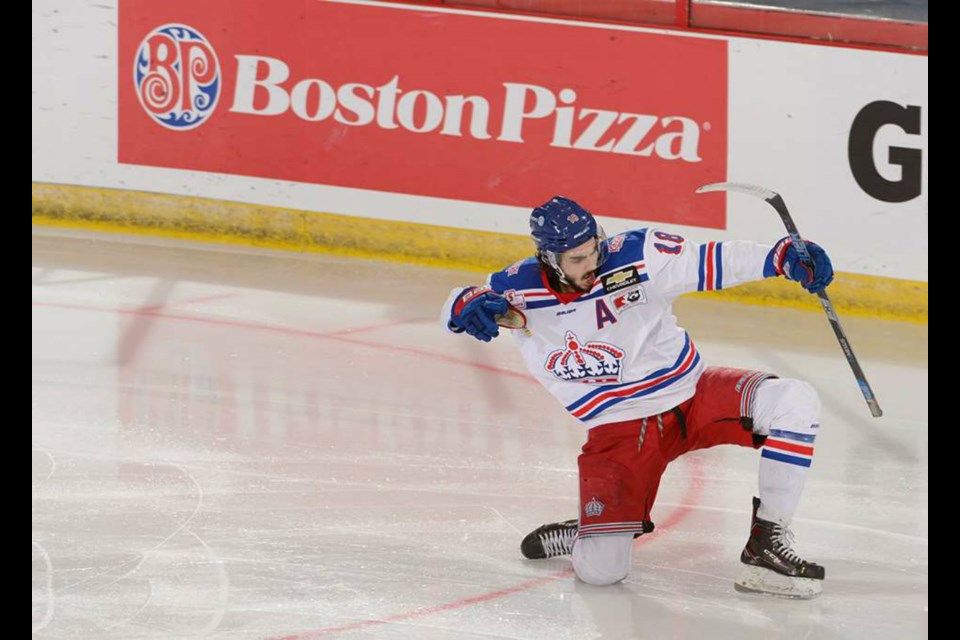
(643, 230, 834, 299)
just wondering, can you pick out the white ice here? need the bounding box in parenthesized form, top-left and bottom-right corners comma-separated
(32, 227, 928, 639)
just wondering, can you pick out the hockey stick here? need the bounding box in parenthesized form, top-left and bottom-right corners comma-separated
(696, 182, 883, 418)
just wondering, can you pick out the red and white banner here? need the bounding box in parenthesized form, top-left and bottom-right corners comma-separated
(119, 0, 728, 227)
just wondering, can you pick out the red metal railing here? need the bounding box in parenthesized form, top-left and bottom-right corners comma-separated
(377, 1, 927, 52)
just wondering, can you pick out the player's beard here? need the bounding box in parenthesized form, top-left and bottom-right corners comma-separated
(573, 270, 597, 293)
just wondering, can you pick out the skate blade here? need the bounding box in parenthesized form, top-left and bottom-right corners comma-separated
(734, 564, 822, 600)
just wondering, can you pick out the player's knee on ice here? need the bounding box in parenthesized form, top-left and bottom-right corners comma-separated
(572, 534, 633, 586)
(752, 378, 821, 437)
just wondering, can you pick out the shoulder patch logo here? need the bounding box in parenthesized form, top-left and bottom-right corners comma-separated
(608, 234, 626, 253)
(506, 260, 525, 277)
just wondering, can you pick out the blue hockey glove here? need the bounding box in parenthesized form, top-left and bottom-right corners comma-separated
(449, 286, 509, 342)
(764, 236, 834, 293)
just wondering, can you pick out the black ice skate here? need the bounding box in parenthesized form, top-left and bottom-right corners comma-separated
(735, 497, 825, 599)
(520, 519, 578, 559)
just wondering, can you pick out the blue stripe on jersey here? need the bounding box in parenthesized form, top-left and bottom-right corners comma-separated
(580, 288, 609, 302)
(698, 244, 706, 291)
(716, 242, 723, 290)
(578, 352, 701, 421)
(761, 449, 813, 467)
(524, 298, 562, 310)
(566, 334, 692, 412)
(768, 429, 817, 443)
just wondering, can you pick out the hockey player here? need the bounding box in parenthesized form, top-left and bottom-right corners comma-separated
(441, 196, 834, 599)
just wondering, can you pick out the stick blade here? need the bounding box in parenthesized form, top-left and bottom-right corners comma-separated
(696, 182, 779, 201)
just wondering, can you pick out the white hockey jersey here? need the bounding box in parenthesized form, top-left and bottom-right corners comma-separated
(442, 228, 774, 429)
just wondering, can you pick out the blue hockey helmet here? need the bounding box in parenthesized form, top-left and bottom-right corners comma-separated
(529, 196, 607, 282)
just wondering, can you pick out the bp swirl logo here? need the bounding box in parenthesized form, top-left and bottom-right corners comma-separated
(134, 24, 220, 130)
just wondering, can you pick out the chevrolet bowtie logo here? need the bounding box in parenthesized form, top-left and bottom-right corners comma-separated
(605, 270, 633, 286)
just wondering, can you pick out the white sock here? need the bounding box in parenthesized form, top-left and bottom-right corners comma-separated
(751, 378, 821, 525)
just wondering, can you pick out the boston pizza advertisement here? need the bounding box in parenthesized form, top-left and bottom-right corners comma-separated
(118, 0, 729, 228)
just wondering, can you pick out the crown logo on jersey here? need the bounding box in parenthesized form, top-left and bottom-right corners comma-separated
(585, 497, 605, 518)
(544, 331, 624, 384)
